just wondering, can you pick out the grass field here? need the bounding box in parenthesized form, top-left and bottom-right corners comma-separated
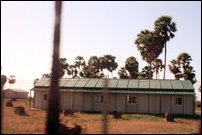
(2, 99, 201, 134)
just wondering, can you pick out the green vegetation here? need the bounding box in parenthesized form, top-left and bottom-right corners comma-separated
(154, 16, 177, 79)
(122, 113, 163, 121)
(168, 52, 197, 84)
(35, 15, 197, 85)
(118, 56, 139, 79)
(135, 30, 163, 79)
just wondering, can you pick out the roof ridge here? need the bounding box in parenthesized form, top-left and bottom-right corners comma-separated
(4, 89, 28, 92)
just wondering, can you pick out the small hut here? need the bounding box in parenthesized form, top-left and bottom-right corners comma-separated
(3, 88, 28, 99)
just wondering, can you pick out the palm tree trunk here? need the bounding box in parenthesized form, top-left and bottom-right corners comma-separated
(156, 70, 158, 79)
(149, 63, 152, 79)
(155, 59, 157, 79)
(163, 43, 167, 79)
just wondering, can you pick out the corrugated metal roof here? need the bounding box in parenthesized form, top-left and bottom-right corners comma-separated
(160, 80, 172, 89)
(44, 80, 51, 87)
(95, 79, 105, 88)
(108, 79, 119, 88)
(116, 79, 128, 88)
(35, 78, 49, 87)
(74, 78, 89, 88)
(181, 80, 194, 90)
(149, 80, 160, 89)
(64, 79, 79, 87)
(139, 80, 149, 89)
(128, 80, 139, 89)
(59, 78, 70, 87)
(171, 80, 183, 89)
(4, 89, 28, 93)
(34, 78, 195, 95)
(84, 79, 99, 88)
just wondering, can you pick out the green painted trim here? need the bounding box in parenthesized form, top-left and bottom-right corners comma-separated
(33, 88, 195, 95)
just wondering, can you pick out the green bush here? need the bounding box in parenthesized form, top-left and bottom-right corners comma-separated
(123, 114, 162, 121)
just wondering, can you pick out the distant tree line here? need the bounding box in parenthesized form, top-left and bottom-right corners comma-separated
(38, 52, 196, 84)
(35, 15, 196, 84)
(41, 55, 118, 79)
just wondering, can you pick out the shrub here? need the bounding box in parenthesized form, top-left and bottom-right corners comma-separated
(165, 112, 174, 122)
(196, 101, 201, 107)
(112, 111, 122, 119)
(14, 106, 25, 115)
(6, 100, 13, 107)
(62, 109, 74, 116)
(59, 123, 82, 134)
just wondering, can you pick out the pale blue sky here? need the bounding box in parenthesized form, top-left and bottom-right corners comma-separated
(1, 1, 201, 94)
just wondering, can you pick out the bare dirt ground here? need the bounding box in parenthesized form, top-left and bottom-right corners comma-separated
(2, 98, 201, 134)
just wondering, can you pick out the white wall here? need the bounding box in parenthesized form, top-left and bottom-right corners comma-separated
(34, 89, 194, 115)
(138, 94, 149, 113)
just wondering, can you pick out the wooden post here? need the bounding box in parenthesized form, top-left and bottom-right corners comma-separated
(29, 89, 31, 109)
(46, 1, 62, 134)
(1, 80, 3, 134)
(1, 75, 7, 134)
(102, 78, 109, 134)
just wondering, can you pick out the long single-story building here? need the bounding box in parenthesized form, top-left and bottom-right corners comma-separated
(31, 78, 195, 115)
(3, 88, 29, 99)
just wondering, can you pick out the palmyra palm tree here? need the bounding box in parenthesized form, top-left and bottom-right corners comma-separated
(154, 16, 177, 79)
(151, 58, 164, 79)
(74, 56, 85, 77)
(135, 30, 163, 79)
(125, 56, 139, 79)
